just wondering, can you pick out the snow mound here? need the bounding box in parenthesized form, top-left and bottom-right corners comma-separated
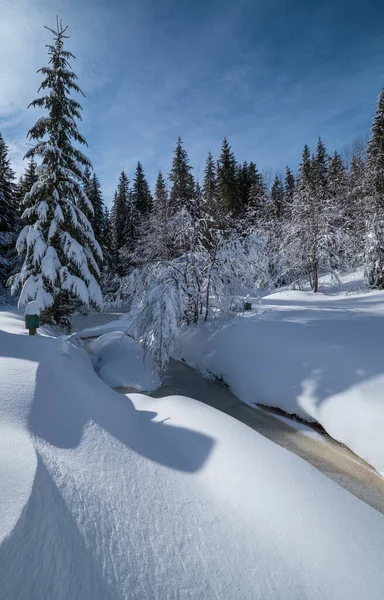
(24, 301, 40, 316)
(88, 331, 161, 391)
(1, 308, 384, 599)
(179, 269, 384, 474)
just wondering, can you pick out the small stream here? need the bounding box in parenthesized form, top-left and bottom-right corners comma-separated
(75, 312, 384, 516)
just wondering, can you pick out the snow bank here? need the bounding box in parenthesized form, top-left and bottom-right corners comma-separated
(2, 307, 384, 598)
(88, 331, 160, 391)
(178, 270, 384, 475)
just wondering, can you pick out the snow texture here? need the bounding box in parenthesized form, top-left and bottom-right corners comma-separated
(25, 301, 40, 316)
(88, 331, 161, 391)
(178, 269, 384, 475)
(1, 307, 384, 598)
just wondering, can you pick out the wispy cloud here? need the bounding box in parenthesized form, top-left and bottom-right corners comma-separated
(1, 0, 384, 200)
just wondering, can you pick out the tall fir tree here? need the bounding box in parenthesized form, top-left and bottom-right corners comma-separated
(87, 172, 105, 252)
(237, 161, 250, 213)
(110, 171, 130, 275)
(217, 137, 238, 215)
(147, 171, 173, 261)
(132, 161, 153, 217)
(364, 89, 384, 288)
(202, 151, 221, 219)
(0, 131, 16, 233)
(11, 20, 103, 329)
(270, 175, 285, 222)
(264, 174, 284, 284)
(284, 166, 295, 212)
(244, 161, 267, 231)
(169, 137, 194, 214)
(347, 151, 366, 260)
(285, 144, 319, 288)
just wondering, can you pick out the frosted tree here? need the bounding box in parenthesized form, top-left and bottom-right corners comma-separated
(169, 137, 195, 214)
(202, 151, 219, 218)
(347, 151, 366, 261)
(217, 137, 238, 215)
(283, 145, 318, 288)
(364, 89, 384, 288)
(10, 20, 103, 330)
(243, 162, 267, 233)
(132, 161, 153, 217)
(84, 169, 105, 269)
(327, 151, 349, 267)
(284, 166, 295, 215)
(110, 171, 130, 274)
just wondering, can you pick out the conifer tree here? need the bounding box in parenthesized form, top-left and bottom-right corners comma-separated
(87, 172, 105, 249)
(202, 151, 221, 220)
(237, 161, 250, 213)
(328, 152, 347, 221)
(132, 161, 153, 217)
(264, 174, 284, 284)
(0, 131, 16, 294)
(169, 137, 194, 214)
(11, 20, 103, 328)
(284, 166, 295, 211)
(110, 171, 130, 275)
(146, 171, 173, 261)
(364, 89, 384, 288)
(244, 162, 267, 230)
(285, 145, 318, 288)
(347, 151, 366, 260)
(270, 175, 284, 221)
(217, 137, 238, 215)
(0, 131, 16, 233)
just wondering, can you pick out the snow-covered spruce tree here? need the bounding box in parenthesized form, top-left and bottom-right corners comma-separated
(364, 89, 384, 289)
(0, 131, 16, 297)
(265, 174, 285, 285)
(129, 161, 153, 266)
(202, 151, 220, 219)
(243, 162, 267, 234)
(346, 150, 366, 262)
(169, 137, 195, 215)
(148, 171, 172, 261)
(110, 171, 131, 275)
(217, 137, 238, 215)
(10, 20, 103, 330)
(133, 161, 153, 217)
(84, 170, 105, 265)
(283, 144, 317, 288)
(284, 166, 295, 214)
(327, 151, 349, 268)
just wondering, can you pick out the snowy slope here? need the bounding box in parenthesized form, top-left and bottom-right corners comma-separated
(1, 308, 384, 599)
(178, 269, 384, 475)
(88, 331, 161, 391)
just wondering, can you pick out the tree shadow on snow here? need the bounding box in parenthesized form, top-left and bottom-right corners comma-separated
(27, 342, 214, 473)
(243, 315, 384, 412)
(0, 454, 114, 600)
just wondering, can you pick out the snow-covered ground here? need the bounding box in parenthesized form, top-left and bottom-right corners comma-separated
(88, 331, 161, 391)
(177, 269, 384, 475)
(1, 308, 384, 598)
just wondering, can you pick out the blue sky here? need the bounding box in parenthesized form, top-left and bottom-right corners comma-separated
(1, 0, 384, 205)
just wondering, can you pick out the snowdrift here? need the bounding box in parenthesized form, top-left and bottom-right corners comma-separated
(1, 309, 384, 599)
(88, 331, 161, 391)
(179, 270, 384, 475)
